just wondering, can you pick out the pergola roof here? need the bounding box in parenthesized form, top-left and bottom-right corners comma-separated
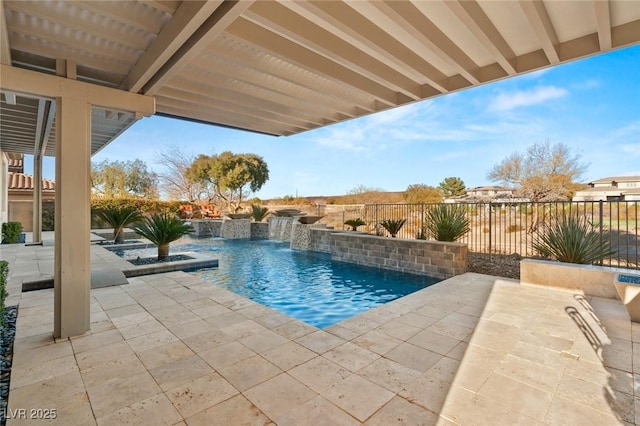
(1, 0, 639, 156)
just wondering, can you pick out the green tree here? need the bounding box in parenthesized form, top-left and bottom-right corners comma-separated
(487, 140, 587, 202)
(92, 159, 158, 199)
(186, 152, 269, 212)
(438, 177, 467, 197)
(403, 184, 443, 203)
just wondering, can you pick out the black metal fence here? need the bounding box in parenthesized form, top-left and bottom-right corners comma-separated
(339, 201, 639, 270)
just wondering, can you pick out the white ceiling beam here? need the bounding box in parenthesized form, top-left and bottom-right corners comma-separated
(122, 0, 223, 93)
(519, 0, 560, 64)
(138, 0, 180, 16)
(593, 0, 612, 50)
(245, 3, 422, 101)
(348, 1, 479, 85)
(0, 0, 12, 65)
(143, 0, 254, 95)
(227, 17, 398, 107)
(6, 1, 149, 51)
(445, 0, 517, 76)
(1, 64, 155, 115)
(164, 74, 336, 125)
(73, 1, 162, 34)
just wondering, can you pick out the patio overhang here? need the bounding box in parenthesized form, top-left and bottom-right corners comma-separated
(1, 0, 639, 150)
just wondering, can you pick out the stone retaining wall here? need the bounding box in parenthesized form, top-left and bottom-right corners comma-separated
(190, 220, 222, 237)
(330, 233, 467, 279)
(309, 228, 335, 254)
(221, 219, 251, 239)
(250, 222, 269, 240)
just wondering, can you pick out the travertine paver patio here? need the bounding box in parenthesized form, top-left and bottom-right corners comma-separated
(4, 265, 640, 424)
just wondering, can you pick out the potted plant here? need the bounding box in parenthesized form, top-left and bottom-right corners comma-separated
(379, 218, 406, 238)
(251, 204, 270, 222)
(344, 218, 366, 231)
(132, 212, 194, 260)
(1, 222, 24, 244)
(422, 204, 470, 242)
(93, 205, 143, 243)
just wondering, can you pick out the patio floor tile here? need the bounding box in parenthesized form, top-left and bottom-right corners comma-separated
(165, 372, 238, 418)
(183, 394, 270, 426)
(320, 374, 394, 422)
(244, 373, 316, 421)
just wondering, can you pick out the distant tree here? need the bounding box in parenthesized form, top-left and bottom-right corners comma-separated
(185, 152, 269, 212)
(438, 177, 467, 197)
(347, 184, 385, 195)
(403, 184, 443, 203)
(156, 147, 209, 202)
(487, 140, 587, 202)
(91, 159, 158, 199)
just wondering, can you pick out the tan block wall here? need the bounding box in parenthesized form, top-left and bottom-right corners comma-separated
(520, 259, 626, 299)
(330, 233, 467, 280)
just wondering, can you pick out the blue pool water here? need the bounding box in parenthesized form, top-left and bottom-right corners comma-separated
(116, 237, 440, 328)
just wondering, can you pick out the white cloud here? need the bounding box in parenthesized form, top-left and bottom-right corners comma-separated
(488, 86, 569, 112)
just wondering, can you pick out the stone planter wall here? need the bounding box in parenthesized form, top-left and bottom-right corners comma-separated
(291, 224, 328, 250)
(250, 222, 269, 240)
(520, 258, 629, 299)
(330, 233, 467, 279)
(221, 218, 251, 239)
(190, 220, 223, 237)
(309, 228, 335, 254)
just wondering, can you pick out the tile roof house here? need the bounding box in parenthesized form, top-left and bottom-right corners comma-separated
(7, 171, 55, 232)
(572, 176, 640, 201)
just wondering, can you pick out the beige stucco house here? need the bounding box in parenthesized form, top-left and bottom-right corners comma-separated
(572, 176, 640, 201)
(445, 186, 527, 203)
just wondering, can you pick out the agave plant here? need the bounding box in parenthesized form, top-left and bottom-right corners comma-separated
(132, 212, 194, 260)
(251, 204, 270, 222)
(379, 218, 406, 238)
(93, 205, 143, 243)
(344, 218, 366, 231)
(423, 204, 470, 242)
(532, 214, 615, 264)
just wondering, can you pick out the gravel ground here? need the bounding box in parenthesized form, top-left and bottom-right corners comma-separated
(467, 252, 522, 280)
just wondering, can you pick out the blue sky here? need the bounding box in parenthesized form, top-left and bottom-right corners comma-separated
(31, 44, 639, 200)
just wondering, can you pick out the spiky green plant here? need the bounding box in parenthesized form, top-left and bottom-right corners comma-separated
(532, 214, 615, 264)
(423, 204, 470, 242)
(344, 218, 366, 231)
(251, 204, 270, 222)
(379, 218, 406, 238)
(93, 205, 143, 243)
(132, 212, 194, 260)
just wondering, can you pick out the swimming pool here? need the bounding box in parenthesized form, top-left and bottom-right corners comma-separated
(116, 236, 440, 328)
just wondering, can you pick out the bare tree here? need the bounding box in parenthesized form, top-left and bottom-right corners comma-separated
(156, 147, 209, 202)
(488, 139, 588, 232)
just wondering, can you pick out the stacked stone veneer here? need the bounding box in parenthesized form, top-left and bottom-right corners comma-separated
(309, 228, 335, 254)
(291, 224, 328, 250)
(250, 222, 269, 240)
(189, 220, 222, 237)
(221, 218, 251, 239)
(330, 233, 467, 279)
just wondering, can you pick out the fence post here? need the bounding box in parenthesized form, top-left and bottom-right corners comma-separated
(488, 202, 492, 256)
(598, 200, 604, 266)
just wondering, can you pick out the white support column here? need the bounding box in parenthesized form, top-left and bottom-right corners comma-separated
(32, 154, 42, 244)
(0, 152, 7, 228)
(54, 96, 92, 338)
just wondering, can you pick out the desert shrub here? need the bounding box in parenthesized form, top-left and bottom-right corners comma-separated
(506, 224, 524, 233)
(132, 213, 194, 260)
(423, 205, 470, 242)
(1, 222, 23, 244)
(251, 205, 270, 222)
(42, 202, 55, 231)
(533, 214, 615, 264)
(379, 218, 406, 238)
(92, 205, 143, 243)
(344, 218, 366, 231)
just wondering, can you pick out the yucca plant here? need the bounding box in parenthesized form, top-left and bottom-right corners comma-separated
(532, 214, 615, 264)
(132, 212, 194, 260)
(93, 205, 143, 243)
(344, 218, 366, 231)
(379, 218, 406, 238)
(251, 204, 270, 222)
(423, 204, 470, 242)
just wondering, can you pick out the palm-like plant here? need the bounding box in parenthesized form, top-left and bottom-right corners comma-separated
(132, 212, 194, 260)
(379, 218, 406, 238)
(251, 204, 270, 222)
(532, 214, 615, 264)
(423, 204, 470, 242)
(344, 218, 366, 231)
(93, 205, 143, 243)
